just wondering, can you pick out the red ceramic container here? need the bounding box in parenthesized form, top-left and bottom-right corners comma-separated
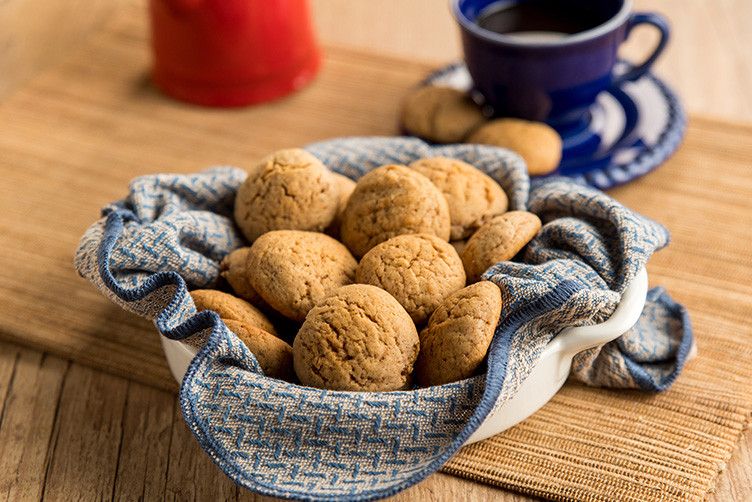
(149, 0, 321, 107)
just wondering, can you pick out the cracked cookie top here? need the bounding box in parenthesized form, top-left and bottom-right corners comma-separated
(461, 210, 542, 283)
(292, 284, 419, 392)
(415, 281, 502, 387)
(233, 148, 341, 243)
(246, 230, 358, 323)
(408, 156, 509, 240)
(356, 233, 466, 325)
(340, 164, 451, 259)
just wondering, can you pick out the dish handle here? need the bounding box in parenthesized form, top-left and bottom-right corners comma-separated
(550, 266, 649, 362)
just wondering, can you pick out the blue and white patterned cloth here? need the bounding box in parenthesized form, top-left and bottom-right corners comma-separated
(74, 136, 693, 501)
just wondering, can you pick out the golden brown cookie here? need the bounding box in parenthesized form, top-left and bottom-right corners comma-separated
(461, 211, 542, 283)
(408, 156, 509, 240)
(233, 148, 340, 242)
(415, 281, 502, 386)
(219, 247, 265, 306)
(466, 118, 562, 176)
(189, 289, 277, 336)
(356, 233, 466, 325)
(341, 164, 451, 258)
(400, 85, 487, 143)
(222, 319, 294, 381)
(292, 284, 419, 391)
(325, 172, 357, 240)
(247, 230, 358, 322)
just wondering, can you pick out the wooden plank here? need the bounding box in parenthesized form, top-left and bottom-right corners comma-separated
(0, 343, 67, 502)
(112, 382, 175, 501)
(710, 429, 752, 501)
(0, 341, 20, 419)
(164, 408, 242, 501)
(42, 364, 128, 501)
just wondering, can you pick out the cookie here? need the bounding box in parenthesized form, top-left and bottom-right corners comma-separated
(219, 247, 265, 306)
(189, 289, 277, 336)
(466, 118, 562, 176)
(400, 85, 487, 143)
(409, 156, 509, 240)
(292, 284, 419, 391)
(341, 164, 451, 258)
(461, 211, 542, 283)
(325, 172, 357, 240)
(222, 319, 294, 381)
(247, 230, 358, 323)
(356, 233, 466, 325)
(415, 281, 503, 386)
(233, 148, 340, 242)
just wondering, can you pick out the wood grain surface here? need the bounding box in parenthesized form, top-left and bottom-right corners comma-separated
(0, 0, 131, 101)
(0, 1, 751, 501)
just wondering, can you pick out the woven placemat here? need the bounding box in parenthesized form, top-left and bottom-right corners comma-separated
(0, 1, 750, 498)
(441, 120, 752, 501)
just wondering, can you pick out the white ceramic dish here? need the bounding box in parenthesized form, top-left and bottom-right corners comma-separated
(161, 266, 648, 445)
(467, 266, 648, 443)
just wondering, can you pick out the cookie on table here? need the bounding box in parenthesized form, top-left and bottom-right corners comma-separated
(223, 319, 294, 381)
(415, 281, 503, 386)
(247, 230, 358, 323)
(341, 164, 451, 258)
(325, 172, 357, 240)
(233, 148, 340, 242)
(408, 156, 509, 240)
(189, 289, 277, 337)
(356, 233, 466, 325)
(292, 284, 419, 392)
(466, 118, 562, 176)
(400, 85, 487, 143)
(461, 211, 542, 283)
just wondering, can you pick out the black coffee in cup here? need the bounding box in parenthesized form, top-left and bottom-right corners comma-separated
(476, 0, 616, 39)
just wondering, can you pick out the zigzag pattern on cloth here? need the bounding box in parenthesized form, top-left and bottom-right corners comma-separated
(73, 136, 693, 501)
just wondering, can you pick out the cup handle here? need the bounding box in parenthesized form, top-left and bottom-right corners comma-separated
(612, 12, 670, 86)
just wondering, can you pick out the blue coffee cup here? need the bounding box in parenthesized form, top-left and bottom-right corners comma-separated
(451, 0, 669, 130)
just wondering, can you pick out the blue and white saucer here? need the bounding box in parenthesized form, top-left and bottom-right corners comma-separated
(421, 62, 687, 190)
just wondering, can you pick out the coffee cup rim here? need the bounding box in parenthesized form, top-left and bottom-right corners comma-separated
(451, 0, 634, 47)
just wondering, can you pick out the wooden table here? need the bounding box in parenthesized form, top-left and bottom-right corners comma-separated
(1, 2, 750, 501)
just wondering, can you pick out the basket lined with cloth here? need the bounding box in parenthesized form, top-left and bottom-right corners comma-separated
(74, 136, 693, 501)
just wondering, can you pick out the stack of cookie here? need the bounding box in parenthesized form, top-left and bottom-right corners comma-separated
(188, 148, 542, 392)
(401, 85, 563, 177)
